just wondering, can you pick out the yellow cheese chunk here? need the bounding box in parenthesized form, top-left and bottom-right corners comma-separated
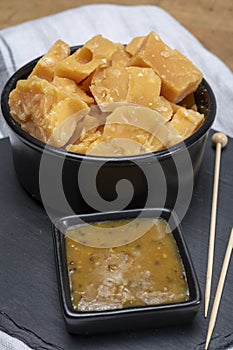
(78, 71, 95, 96)
(9, 76, 68, 124)
(91, 66, 162, 113)
(68, 114, 100, 145)
(103, 106, 169, 152)
(126, 36, 146, 56)
(90, 66, 129, 111)
(66, 130, 102, 154)
(168, 107, 204, 141)
(52, 76, 94, 104)
(129, 32, 203, 103)
(9, 76, 89, 146)
(111, 44, 131, 67)
(87, 138, 143, 157)
(55, 35, 117, 84)
(29, 40, 70, 82)
(126, 67, 161, 108)
(104, 105, 165, 134)
(80, 115, 99, 135)
(47, 98, 90, 147)
(88, 104, 109, 126)
(151, 96, 173, 121)
(179, 93, 197, 111)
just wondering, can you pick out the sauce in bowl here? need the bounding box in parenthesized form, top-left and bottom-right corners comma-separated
(65, 217, 189, 312)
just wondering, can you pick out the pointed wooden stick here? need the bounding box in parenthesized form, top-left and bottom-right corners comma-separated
(205, 132, 228, 318)
(205, 227, 233, 350)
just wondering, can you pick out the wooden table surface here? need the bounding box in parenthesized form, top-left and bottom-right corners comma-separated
(0, 0, 232, 71)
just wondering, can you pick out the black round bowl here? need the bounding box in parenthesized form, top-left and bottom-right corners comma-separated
(1, 51, 216, 217)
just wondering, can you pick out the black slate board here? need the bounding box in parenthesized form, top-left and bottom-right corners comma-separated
(0, 130, 233, 350)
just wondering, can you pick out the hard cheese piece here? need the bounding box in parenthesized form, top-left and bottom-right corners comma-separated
(126, 36, 145, 56)
(179, 92, 197, 111)
(29, 40, 70, 82)
(47, 97, 89, 147)
(110, 44, 131, 67)
(129, 32, 203, 103)
(67, 114, 100, 146)
(87, 138, 143, 157)
(55, 35, 117, 84)
(52, 76, 94, 104)
(168, 107, 204, 141)
(9, 76, 89, 146)
(103, 105, 169, 153)
(91, 66, 162, 113)
(90, 66, 129, 111)
(78, 71, 95, 96)
(66, 130, 102, 154)
(126, 67, 161, 108)
(104, 105, 166, 136)
(151, 96, 173, 121)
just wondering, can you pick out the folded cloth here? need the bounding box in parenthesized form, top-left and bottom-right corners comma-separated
(0, 4, 233, 139)
(0, 4, 233, 350)
(0, 331, 32, 350)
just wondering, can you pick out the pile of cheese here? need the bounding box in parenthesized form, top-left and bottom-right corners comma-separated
(9, 32, 204, 156)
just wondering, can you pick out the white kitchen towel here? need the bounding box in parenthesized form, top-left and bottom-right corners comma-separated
(0, 331, 32, 350)
(0, 4, 233, 139)
(0, 4, 233, 350)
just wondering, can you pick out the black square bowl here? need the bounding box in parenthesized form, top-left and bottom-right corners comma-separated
(52, 208, 201, 334)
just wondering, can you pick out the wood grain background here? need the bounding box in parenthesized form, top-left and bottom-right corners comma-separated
(0, 0, 232, 71)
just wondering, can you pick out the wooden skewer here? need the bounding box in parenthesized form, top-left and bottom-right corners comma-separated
(205, 132, 228, 318)
(205, 227, 233, 350)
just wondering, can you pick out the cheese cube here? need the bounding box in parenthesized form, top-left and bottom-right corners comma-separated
(29, 40, 70, 82)
(126, 66, 161, 108)
(168, 107, 204, 140)
(55, 35, 117, 84)
(129, 32, 203, 103)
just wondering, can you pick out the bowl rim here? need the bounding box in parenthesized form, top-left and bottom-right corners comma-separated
(52, 207, 202, 320)
(1, 48, 216, 163)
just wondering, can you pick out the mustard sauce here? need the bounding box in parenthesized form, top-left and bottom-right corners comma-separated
(65, 218, 189, 312)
